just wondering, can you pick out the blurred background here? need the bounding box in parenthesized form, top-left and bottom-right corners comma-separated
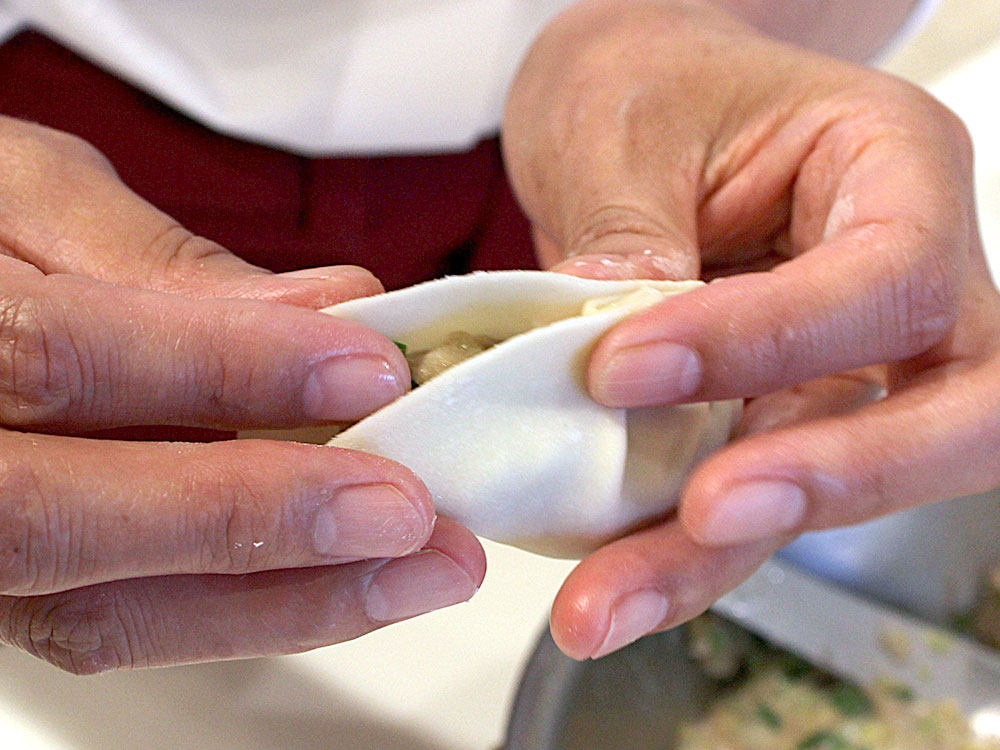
(0, 2, 998, 749)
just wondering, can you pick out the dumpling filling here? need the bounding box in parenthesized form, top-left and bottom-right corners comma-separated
(679, 614, 1000, 750)
(321, 272, 740, 557)
(404, 331, 498, 386)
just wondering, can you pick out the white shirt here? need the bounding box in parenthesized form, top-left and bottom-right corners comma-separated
(0, 0, 934, 155)
(4, 5, 1000, 750)
(0, 0, 574, 154)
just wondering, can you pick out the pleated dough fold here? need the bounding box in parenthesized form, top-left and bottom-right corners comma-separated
(322, 272, 741, 558)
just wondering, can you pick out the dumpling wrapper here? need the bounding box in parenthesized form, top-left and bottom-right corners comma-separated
(322, 271, 741, 558)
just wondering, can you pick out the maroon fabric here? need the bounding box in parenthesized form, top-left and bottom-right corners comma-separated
(0, 31, 537, 442)
(0, 31, 537, 290)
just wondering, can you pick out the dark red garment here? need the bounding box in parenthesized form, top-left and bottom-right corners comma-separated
(0, 31, 538, 442)
(0, 31, 536, 290)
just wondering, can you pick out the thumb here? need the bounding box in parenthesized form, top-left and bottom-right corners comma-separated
(185, 264, 384, 310)
(501, 6, 702, 282)
(544, 204, 700, 281)
(504, 108, 701, 281)
(1, 117, 382, 311)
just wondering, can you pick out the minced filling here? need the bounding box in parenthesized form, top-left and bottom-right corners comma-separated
(403, 331, 498, 386)
(963, 566, 1000, 649)
(396, 289, 663, 388)
(679, 614, 1000, 750)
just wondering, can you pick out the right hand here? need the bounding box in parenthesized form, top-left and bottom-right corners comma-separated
(506, 0, 998, 660)
(0, 117, 484, 674)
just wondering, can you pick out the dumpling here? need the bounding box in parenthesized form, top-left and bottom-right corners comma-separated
(322, 271, 741, 558)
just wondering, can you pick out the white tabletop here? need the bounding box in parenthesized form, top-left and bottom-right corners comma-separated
(2, 2, 999, 748)
(0, 540, 577, 750)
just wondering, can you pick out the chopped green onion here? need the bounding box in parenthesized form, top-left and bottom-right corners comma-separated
(924, 629, 954, 654)
(796, 730, 850, 749)
(392, 341, 418, 387)
(886, 682, 916, 703)
(949, 611, 975, 634)
(755, 703, 782, 730)
(779, 654, 813, 681)
(916, 714, 939, 734)
(828, 683, 875, 717)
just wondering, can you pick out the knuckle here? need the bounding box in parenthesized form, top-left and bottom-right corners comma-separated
(945, 112, 975, 168)
(789, 426, 894, 529)
(885, 233, 960, 355)
(569, 205, 676, 256)
(44, 130, 112, 170)
(176, 313, 254, 422)
(747, 306, 804, 391)
(211, 485, 262, 573)
(905, 85, 973, 152)
(180, 446, 285, 573)
(0, 463, 38, 594)
(144, 224, 233, 282)
(5, 589, 143, 674)
(839, 446, 897, 524)
(0, 117, 112, 179)
(876, 79, 975, 169)
(0, 455, 74, 595)
(0, 292, 92, 427)
(921, 94, 975, 165)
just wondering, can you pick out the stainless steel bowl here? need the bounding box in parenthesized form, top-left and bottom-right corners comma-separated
(505, 622, 716, 750)
(504, 559, 1000, 750)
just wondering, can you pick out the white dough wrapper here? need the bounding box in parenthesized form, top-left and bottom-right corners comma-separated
(322, 271, 742, 558)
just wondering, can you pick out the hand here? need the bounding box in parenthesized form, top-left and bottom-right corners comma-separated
(0, 117, 484, 673)
(503, 0, 998, 658)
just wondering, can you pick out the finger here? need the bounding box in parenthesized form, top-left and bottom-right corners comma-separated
(590, 217, 965, 407)
(549, 520, 783, 660)
(552, 251, 697, 282)
(196, 265, 385, 310)
(537, 225, 695, 281)
(548, 369, 886, 660)
(0, 117, 381, 307)
(736, 367, 886, 437)
(518, 153, 702, 281)
(0, 255, 44, 279)
(588, 89, 973, 407)
(502, 18, 702, 281)
(0, 432, 439, 596)
(0, 270, 408, 431)
(679, 359, 1000, 547)
(0, 518, 484, 674)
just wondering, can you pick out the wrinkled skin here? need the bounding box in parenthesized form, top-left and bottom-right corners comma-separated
(503, 0, 1000, 658)
(0, 117, 484, 673)
(1, 0, 993, 673)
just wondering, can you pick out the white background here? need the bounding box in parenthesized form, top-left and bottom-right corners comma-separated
(1, 1, 999, 747)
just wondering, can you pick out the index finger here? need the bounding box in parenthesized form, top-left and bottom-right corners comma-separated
(588, 86, 974, 407)
(0, 518, 484, 673)
(0, 261, 409, 431)
(0, 116, 381, 308)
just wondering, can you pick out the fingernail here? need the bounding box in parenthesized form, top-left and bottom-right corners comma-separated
(364, 550, 476, 622)
(314, 484, 429, 558)
(556, 256, 634, 281)
(303, 355, 404, 421)
(281, 265, 344, 280)
(591, 590, 669, 659)
(594, 342, 701, 406)
(700, 480, 807, 545)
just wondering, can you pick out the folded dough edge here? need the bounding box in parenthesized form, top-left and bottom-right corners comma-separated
(322, 271, 741, 558)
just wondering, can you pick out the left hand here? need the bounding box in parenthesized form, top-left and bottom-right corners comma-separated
(503, 0, 1000, 659)
(0, 118, 485, 672)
